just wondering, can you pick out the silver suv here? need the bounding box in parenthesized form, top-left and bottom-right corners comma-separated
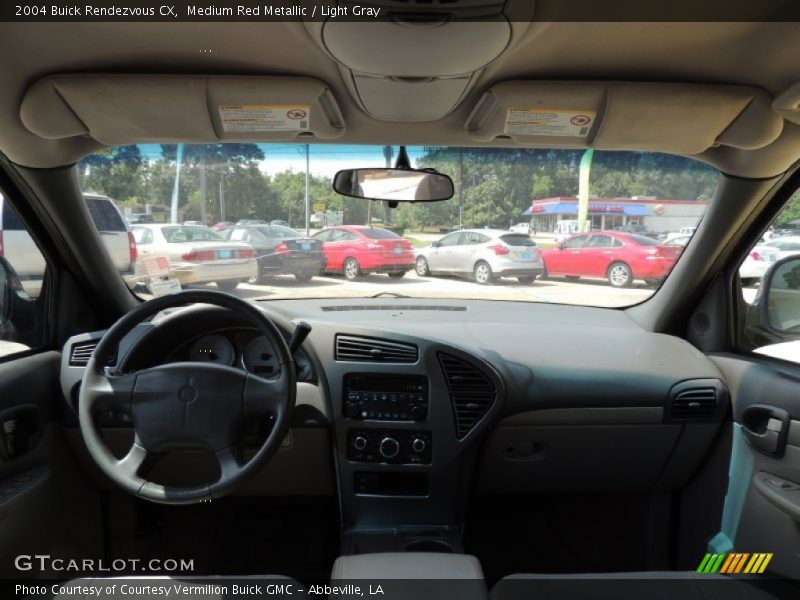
(1, 192, 137, 296)
(415, 229, 544, 285)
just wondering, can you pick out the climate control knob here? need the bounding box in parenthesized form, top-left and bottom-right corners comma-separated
(411, 437, 426, 453)
(353, 435, 368, 451)
(378, 436, 400, 459)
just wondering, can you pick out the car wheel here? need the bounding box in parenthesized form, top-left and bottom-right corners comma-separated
(473, 261, 494, 285)
(388, 271, 406, 279)
(741, 277, 759, 287)
(248, 273, 268, 285)
(415, 256, 430, 277)
(294, 273, 313, 283)
(217, 280, 241, 292)
(343, 258, 361, 281)
(607, 262, 633, 288)
(518, 275, 536, 284)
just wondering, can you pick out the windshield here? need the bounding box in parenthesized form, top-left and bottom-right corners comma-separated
(78, 144, 716, 307)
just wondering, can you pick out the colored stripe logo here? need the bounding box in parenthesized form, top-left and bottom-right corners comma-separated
(696, 552, 773, 574)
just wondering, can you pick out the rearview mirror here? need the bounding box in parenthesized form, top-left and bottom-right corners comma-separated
(333, 168, 454, 203)
(431, 241, 442, 248)
(749, 256, 800, 338)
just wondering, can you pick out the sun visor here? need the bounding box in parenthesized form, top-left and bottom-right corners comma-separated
(465, 81, 783, 154)
(20, 75, 346, 145)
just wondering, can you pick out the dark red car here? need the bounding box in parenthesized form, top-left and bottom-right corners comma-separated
(540, 231, 681, 287)
(312, 225, 415, 280)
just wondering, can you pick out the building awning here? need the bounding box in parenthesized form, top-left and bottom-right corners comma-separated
(523, 201, 648, 217)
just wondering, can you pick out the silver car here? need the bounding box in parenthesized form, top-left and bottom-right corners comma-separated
(415, 229, 545, 285)
(132, 224, 257, 292)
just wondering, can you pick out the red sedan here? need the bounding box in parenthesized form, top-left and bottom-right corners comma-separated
(312, 225, 415, 280)
(540, 231, 681, 287)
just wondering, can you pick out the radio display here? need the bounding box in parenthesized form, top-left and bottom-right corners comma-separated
(343, 374, 428, 422)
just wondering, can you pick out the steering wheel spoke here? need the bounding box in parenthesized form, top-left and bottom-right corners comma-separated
(215, 447, 244, 482)
(83, 369, 137, 414)
(244, 372, 290, 420)
(116, 439, 153, 479)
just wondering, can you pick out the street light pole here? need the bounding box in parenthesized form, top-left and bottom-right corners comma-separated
(304, 144, 310, 236)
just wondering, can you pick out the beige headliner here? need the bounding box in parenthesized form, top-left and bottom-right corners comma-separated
(1, 21, 800, 177)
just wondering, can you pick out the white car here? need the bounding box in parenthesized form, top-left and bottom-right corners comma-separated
(739, 245, 780, 284)
(665, 234, 779, 285)
(415, 229, 544, 284)
(132, 224, 257, 292)
(509, 222, 531, 234)
(762, 236, 800, 260)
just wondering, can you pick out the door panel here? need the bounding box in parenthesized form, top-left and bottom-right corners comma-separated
(710, 354, 800, 579)
(0, 351, 103, 577)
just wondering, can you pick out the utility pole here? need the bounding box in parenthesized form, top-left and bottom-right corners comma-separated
(458, 148, 464, 229)
(383, 145, 393, 227)
(170, 143, 184, 224)
(304, 144, 310, 236)
(219, 176, 225, 221)
(577, 148, 594, 232)
(199, 158, 207, 225)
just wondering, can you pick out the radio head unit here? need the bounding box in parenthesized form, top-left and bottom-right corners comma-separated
(343, 373, 428, 422)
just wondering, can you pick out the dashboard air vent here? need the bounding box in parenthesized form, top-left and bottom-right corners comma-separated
(438, 352, 496, 438)
(335, 334, 418, 363)
(69, 340, 98, 367)
(671, 387, 717, 420)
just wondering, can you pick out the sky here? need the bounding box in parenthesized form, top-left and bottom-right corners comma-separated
(136, 144, 428, 178)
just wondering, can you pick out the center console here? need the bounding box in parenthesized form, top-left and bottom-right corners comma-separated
(305, 324, 505, 554)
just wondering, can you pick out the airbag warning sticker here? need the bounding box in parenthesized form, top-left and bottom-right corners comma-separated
(504, 108, 596, 137)
(218, 105, 310, 132)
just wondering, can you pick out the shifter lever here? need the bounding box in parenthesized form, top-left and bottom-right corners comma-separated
(288, 321, 312, 353)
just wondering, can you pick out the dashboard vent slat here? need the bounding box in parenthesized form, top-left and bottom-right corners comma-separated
(69, 340, 98, 367)
(335, 334, 418, 363)
(438, 352, 496, 438)
(322, 305, 467, 312)
(670, 387, 717, 420)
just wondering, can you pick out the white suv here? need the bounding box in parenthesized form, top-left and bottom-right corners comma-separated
(1, 193, 137, 296)
(415, 229, 544, 285)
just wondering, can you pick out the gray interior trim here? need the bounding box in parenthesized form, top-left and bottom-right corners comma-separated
(499, 407, 663, 426)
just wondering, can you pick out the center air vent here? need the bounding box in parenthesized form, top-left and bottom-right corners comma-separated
(438, 352, 496, 438)
(335, 334, 418, 363)
(69, 340, 98, 367)
(670, 387, 718, 420)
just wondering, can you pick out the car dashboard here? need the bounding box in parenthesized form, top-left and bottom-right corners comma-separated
(59, 298, 729, 552)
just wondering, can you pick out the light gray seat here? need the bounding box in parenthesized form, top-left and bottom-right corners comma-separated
(491, 572, 785, 600)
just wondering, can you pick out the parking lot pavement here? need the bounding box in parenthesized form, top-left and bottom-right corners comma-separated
(168, 271, 658, 308)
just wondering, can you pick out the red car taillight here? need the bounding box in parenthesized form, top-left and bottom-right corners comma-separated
(128, 231, 138, 264)
(238, 248, 257, 259)
(274, 242, 289, 254)
(182, 250, 215, 261)
(750, 250, 762, 261)
(488, 244, 510, 256)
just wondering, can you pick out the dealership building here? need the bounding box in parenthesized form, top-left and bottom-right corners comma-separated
(523, 197, 709, 233)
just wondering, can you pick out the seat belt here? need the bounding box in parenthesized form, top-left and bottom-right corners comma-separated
(708, 423, 755, 553)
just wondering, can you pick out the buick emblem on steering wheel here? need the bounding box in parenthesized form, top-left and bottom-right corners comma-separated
(178, 384, 198, 404)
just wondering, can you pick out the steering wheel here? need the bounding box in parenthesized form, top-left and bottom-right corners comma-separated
(78, 290, 296, 504)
